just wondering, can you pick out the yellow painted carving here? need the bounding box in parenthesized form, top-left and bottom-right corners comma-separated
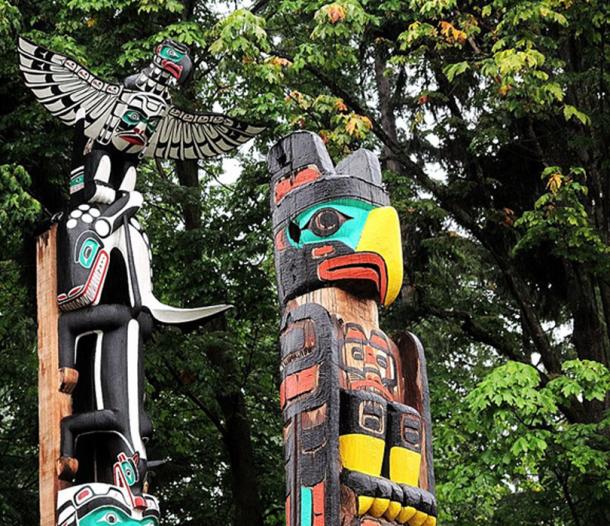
(370, 497, 390, 517)
(423, 516, 437, 526)
(338, 434, 385, 475)
(356, 206, 403, 306)
(408, 510, 429, 526)
(357, 495, 374, 515)
(389, 446, 421, 486)
(385, 500, 402, 521)
(398, 506, 417, 523)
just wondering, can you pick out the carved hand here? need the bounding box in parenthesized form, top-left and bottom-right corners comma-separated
(58, 367, 79, 394)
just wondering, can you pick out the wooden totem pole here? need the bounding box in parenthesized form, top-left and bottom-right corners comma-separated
(21, 37, 263, 525)
(268, 132, 437, 526)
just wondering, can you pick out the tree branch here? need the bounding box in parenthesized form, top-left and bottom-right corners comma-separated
(164, 360, 227, 437)
(427, 306, 528, 366)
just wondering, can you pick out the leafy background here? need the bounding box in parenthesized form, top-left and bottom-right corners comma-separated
(1, 0, 609, 524)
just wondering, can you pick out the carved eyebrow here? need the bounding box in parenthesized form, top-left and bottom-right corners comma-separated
(369, 332, 389, 350)
(345, 327, 366, 340)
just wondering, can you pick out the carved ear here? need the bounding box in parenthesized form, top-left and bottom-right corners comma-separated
(268, 130, 335, 180)
(132, 452, 140, 465)
(335, 149, 382, 185)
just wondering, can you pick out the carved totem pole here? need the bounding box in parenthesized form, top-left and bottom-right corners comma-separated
(268, 132, 437, 526)
(20, 37, 263, 525)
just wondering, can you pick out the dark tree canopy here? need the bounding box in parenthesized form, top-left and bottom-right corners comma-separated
(0, 1, 609, 525)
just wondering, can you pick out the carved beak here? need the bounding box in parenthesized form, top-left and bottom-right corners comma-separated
(316, 207, 403, 307)
(355, 206, 403, 307)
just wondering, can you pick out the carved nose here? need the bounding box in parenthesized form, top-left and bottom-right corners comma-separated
(364, 347, 377, 365)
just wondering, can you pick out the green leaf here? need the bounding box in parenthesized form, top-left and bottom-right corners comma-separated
(563, 105, 591, 125)
(443, 61, 469, 81)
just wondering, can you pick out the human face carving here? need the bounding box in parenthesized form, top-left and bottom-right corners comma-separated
(340, 324, 398, 400)
(111, 93, 166, 154)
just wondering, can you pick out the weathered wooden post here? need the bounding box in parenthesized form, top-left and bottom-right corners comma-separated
(268, 131, 437, 526)
(37, 225, 72, 525)
(23, 36, 263, 525)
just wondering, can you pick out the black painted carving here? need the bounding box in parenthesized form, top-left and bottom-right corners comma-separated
(20, 36, 264, 524)
(269, 131, 437, 526)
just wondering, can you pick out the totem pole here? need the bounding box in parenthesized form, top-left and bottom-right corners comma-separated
(20, 36, 264, 525)
(268, 132, 437, 526)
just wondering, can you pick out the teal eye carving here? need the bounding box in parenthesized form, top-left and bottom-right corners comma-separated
(147, 118, 160, 132)
(122, 111, 142, 125)
(81, 505, 140, 525)
(290, 198, 375, 249)
(101, 511, 119, 524)
(305, 208, 351, 237)
(160, 45, 185, 62)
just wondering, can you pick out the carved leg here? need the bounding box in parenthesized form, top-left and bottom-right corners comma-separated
(59, 409, 120, 479)
(384, 402, 427, 525)
(384, 402, 422, 488)
(339, 390, 392, 518)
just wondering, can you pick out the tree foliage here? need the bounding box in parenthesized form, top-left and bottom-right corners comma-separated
(1, 0, 609, 525)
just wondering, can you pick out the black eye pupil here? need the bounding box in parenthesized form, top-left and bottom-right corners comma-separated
(351, 346, 363, 360)
(309, 208, 348, 237)
(318, 211, 337, 229)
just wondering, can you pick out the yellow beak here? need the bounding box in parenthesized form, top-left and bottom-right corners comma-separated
(356, 206, 403, 307)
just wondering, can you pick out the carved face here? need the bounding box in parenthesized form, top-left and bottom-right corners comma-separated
(111, 93, 166, 154)
(79, 506, 158, 526)
(57, 484, 160, 526)
(269, 132, 404, 307)
(340, 324, 398, 400)
(152, 39, 192, 85)
(275, 194, 403, 306)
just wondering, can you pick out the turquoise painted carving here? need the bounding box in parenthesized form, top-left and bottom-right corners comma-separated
(300, 486, 313, 526)
(288, 198, 375, 249)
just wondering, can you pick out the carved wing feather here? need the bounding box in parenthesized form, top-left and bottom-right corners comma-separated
(396, 331, 435, 493)
(145, 106, 265, 160)
(18, 37, 122, 139)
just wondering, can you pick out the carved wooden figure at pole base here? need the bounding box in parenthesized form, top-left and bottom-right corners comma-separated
(268, 132, 436, 526)
(21, 36, 264, 525)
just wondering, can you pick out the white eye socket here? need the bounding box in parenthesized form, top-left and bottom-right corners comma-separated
(102, 512, 119, 524)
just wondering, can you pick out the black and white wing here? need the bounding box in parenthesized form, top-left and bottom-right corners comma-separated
(145, 106, 265, 160)
(18, 37, 123, 140)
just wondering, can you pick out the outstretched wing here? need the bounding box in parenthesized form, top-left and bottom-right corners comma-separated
(396, 331, 435, 493)
(18, 37, 123, 140)
(145, 106, 265, 160)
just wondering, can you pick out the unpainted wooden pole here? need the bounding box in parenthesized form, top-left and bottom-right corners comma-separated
(37, 225, 72, 526)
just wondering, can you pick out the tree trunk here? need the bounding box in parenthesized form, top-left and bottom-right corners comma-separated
(175, 160, 202, 230)
(563, 261, 609, 422)
(203, 325, 265, 526)
(175, 157, 264, 526)
(373, 45, 401, 175)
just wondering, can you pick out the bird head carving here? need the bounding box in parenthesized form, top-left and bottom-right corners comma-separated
(268, 131, 403, 307)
